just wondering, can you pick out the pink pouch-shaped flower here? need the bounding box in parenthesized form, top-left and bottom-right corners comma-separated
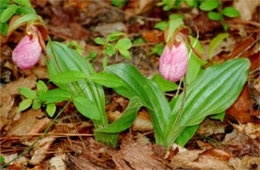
(12, 35, 42, 70)
(159, 42, 188, 82)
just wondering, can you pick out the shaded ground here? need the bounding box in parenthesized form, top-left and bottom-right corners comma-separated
(0, 0, 259, 169)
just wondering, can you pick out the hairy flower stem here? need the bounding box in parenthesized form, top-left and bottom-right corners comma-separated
(1, 99, 72, 168)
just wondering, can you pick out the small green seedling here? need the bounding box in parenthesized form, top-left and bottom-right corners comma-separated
(18, 80, 71, 117)
(149, 43, 164, 56)
(133, 37, 146, 45)
(199, 0, 240, 31)
(111, 0, 127, 7)
(156, 0, 240, 31)
(94, 32, 132, 68)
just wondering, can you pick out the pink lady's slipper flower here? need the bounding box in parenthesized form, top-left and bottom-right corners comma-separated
(12, 35, 42, 70)
(159, 38, 188, 82)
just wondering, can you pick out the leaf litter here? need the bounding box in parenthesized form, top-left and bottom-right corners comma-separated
(0, 0, 260, 169)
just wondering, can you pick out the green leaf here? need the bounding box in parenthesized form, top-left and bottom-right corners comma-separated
(67, 40, 83, 55)
(94, 37, 105, 45)
(13, 0, 32, 7)
(149, 44, 164, 56)
(89, 72, 126, 88)
(133, 38, 146, 45)
(17, 6, 36, 14)
(107, 31, 125, 42)
(46, 41, 111, 144)
(0, 5, 18, 23)
(0, 0, 9, 6)
(86, 52, 97, 60)
(175, 125, 199, 146)
(46, 103, 56, 117)
(32, 99, 41, 110)
(0, 22, 8, 35)
(166, 58, 250, 146)
(208, 11, 222, 21)
(0, 155, 5, 163)
(111, 0, 127, 7)
(185, 0, 198, 7)
(208, 33, 229, 59)
(222, 7, 240, 18)
(96, 97, 142, 133)
(19, 87, 36, 99)
(106, 64, 171, 147)
(199, 0, 220, 11)
(186, 36, 206, 84)
(73, 96, 101, 120)
(154, 21, 168, 31)
(169, 14, 184, 20)
(152, 73, 178, 92)
(8, 14, 41, 34)
(94, 132, 119, 147)
(105, 43, 115, 56)
(103, 55, 108, 69)
(222, 22, 229, 31)
(166, 18, 183, 42)
(19, 98, 32, 111)
(50, 71, 88, 84)
(118, 48, 131, 59)
(210, 111, 225, 122)
(37, 80, 48, 93)
(115, 38, 132, 50)
(39, 89, 71, 104)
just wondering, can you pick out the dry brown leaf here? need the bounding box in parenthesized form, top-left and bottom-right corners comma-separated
(0, 75, 37, 130)
(94, 22, 127, 37)
(190, 13, 222, 35)
(2, 153, 28, 167)
(29, 136, 55, 165)
(113, 134, 166, 170)
(6, 109, 50, 137)
(226, 84, 257, 123)
(126, 0, 155, 15)
(234, 0, 260, 21)
(132, 108, 153, 132)
(141, 30, 163, 43)
(233, 122, 260, 140)
(229, 37, 256, 59)
(169, 149, 233, 170)
(68, 139, 116, 169)
(49, 153, 66, 170)
(222, 127, 260, 157)
(197, 118, 226, 136)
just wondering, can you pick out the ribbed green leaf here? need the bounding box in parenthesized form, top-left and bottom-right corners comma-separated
(73, 96, 101, 120)
(95, 97, 142, 133)
(166, 58, 250, 146)
(46, 42, 119, 146)
(46, 42, 107, 127)
(152, 73, 178, 92)
(89, 72, 126, 88)
(105, 64, 171, 146)
(50, 71, 88, 84)
(181, 58, 249, 126)
(175, 125, 199, 146)
(38, 89, 71, 104)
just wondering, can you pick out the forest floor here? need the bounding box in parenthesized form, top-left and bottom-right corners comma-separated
(0, 0, 259, 169)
